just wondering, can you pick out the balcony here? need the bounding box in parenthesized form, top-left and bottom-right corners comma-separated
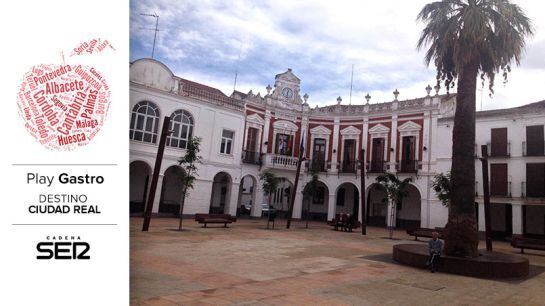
(368, 160, 387, 173)
(398, 159, 418, 173)
(487, 141, 510, 157)
(263, 154, 298, 170)
(339, 160, 357, 174)
(307, 159, 326, 172)
(522, 141, 545, 156)
(241, 150, 261, 165)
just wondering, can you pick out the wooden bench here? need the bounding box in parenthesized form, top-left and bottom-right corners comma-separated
(194, 214, 236, 228)
(327, 214, 361, 232)
(406, 227, 444, 241)
(511, 235, 545, 254)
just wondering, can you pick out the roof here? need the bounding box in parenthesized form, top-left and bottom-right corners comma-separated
(476, 99, 545, 118)
(179, 78, 228, 97)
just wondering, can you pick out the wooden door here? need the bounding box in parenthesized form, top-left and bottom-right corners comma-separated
(246, 127, 258, 152)
(526, 125, 544, 156)
(490, 163, 508, 196)
(526, 163, 545, 197)
(491, 128, 508, 156)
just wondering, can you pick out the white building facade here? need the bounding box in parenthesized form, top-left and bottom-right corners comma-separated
(129, 58, 545, 239)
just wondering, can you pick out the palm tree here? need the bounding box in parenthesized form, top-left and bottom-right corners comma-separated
(376, 172, 412, 239)
(417, 0, 533, 257)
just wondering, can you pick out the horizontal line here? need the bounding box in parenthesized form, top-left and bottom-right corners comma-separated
(12, 224, 117, 226)
(12, 164, 118, 166)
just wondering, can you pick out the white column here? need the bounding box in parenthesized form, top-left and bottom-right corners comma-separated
(292, 184, 304, 219)
(251, 187, 264, 217)
(262, 110, 271, 153)
(512, 204, 523, 235)
(362, 118, 369, 160)
(327, 193, 336, 221)
(422, 111, 431, 171)
(358, 190, 363, 222)
(301, 116, 309, 154)
(227, 182, 240, 216)
(390, 114, 398, 172)
(151, 175, 164, 213)
(331, 117, 340, 173)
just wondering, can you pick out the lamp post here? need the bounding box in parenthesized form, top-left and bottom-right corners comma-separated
(480, 145, 493, 251)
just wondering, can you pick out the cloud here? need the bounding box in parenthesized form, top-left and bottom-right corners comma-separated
(130, 0, 545, 109)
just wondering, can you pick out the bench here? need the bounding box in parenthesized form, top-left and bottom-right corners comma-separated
(327, 214, 361, 232)
(511, 235, 545, 254)
(406, 227, 444, 241)
(194, 214, 237, 228)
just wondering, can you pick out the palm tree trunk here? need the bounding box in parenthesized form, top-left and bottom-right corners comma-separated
(443, 62, 480, 257)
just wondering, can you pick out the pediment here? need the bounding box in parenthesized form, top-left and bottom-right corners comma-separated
(340, 125, 361, 135)
(310, 125, 331, 135)
(273, 120, 298, 132)
(368, 123, 390, 134)
(397, 121, 421, 132)
(246, 113, 264, 125)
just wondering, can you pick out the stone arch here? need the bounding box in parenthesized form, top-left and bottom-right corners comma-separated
(158, 165, 186, 215)
(270, 178, 294, 218)
(302, 180, 330, 221)
(366, 183, 388, 227)
(334, 182, 360, 217)
(210, 172, 233, 214)
(237, 174, 258, 216)
(130, 160, 152, 214)
(396, 183, 422, 229)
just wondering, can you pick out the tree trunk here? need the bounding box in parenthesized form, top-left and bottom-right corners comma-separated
(443, 62, 479, 257)
(178, 189, 186, 231)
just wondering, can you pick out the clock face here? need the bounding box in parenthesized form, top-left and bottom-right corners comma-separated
(281, 87, 293, 99)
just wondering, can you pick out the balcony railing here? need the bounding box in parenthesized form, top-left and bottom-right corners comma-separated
(368, 160, 387, 173)
(487, 141, 510, 157)
(242, 150, 261, 165)
(263, 154, 298, 170)
(398, 159, 418, 173)
(307, 159, 326, 172)
(522, 140, 545, 156)
(339, 160, 357, 173)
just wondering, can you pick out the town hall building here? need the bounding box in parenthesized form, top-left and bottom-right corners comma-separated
(129, 58, 545, 239)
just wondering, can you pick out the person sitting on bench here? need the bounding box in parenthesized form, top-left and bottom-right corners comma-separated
(427, 231, 443, 273)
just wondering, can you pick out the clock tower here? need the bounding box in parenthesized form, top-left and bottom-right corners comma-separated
(271, 68, 302, 106)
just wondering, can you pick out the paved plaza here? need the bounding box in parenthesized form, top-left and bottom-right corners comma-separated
(131, 217, 545, 305)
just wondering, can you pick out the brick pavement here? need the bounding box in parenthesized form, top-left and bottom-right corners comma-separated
(130, 217, 545, 306)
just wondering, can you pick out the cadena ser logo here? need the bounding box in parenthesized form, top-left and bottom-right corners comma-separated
(36, 235, 90, 260)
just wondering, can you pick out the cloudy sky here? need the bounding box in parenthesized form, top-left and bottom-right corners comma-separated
(130, 0, 545, 110)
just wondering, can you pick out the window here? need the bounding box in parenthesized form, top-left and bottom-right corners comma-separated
(526, 163, 545, 197)
(526, 125, 544, 156)
(167, 110, 193, 149)
(130, 101, 160, 143)
(490, 163, 508, 196)
(275, 133, 292, 156)
(220, 130, 234, 154)
(491, 128, 508, 156)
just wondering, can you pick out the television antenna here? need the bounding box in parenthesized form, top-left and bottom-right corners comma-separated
(140, 13, 160, 59)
